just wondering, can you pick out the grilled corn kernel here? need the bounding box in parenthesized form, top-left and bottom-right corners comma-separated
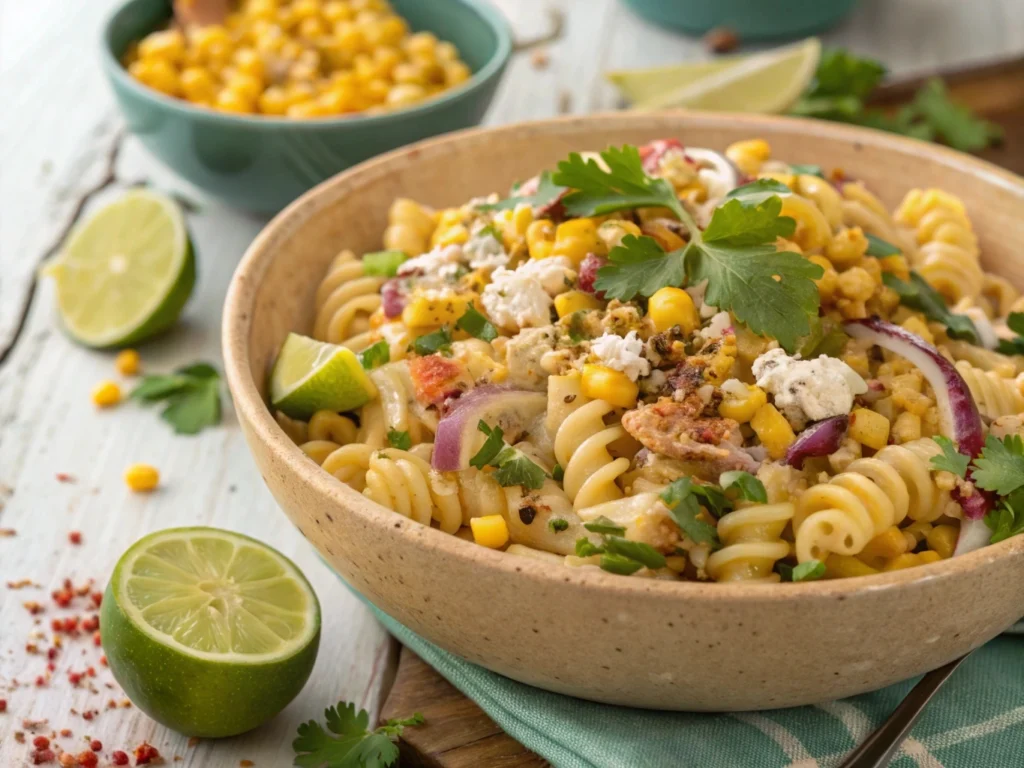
(138, 29, 186, 62)
(891, 411, 922, 444)
(470, 514, 509, 549)
(128, 59, 180, 96)
(216, 89, 256, 113)
(551, 218, 603, 266)
(581, 364, 638, 409)
(750, 403, 796, 459)
(860, 526, 909, 560)
(883, 551, 942, 571)
(597, 219, 642, 250)
(647, 287, 700, 333)
(825, 227, 869, 269)
(725, 139, 771, 176)
(91, 380, 122, 408)
(124, 463, 160, 492)
(807, 254, 838, 302)
(115, 349, 141, 377)
(927, 524, 958, 559)
(554, 290, 602, 318)
(825, 554, 878, 579)
(849, 408, 890, 450)
(718, 384, 767, 423)
(526, 220, 556, 260)
(402, 292, 478, 328)
(180, 67, 217, 102)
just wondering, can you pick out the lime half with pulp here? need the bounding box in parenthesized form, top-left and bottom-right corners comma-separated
(101, 527, 321, 738)
(42, 189, 195, 347)
(270, 332, 377, 419)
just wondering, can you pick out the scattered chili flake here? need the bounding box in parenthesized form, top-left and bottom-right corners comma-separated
(90, 592, 102, 608)
(703, 26, 739, 54)
(24, 601, 45, 615)
(47, 662, 56, 673)
(99, 655, 107, 667)
(60, 729, 72, 737)
(68, 671, 83, 686)
(33, 735, 51, 749)
(58, 752, 77, 767)
(35, 675, 47, 687)
(0, 528, 16, 536)
(187, 737, 199, 748)
(134, 743, 160, 764)
(81, 710, 96, 721)
(68, 531, 83, 545)
(22, 717, 48, 730)
(111, 751, 129, 766)
(56, 473, 77, 483)
(31, 748, 56, 764)
(93, 632, 102, 647)
(240, 761, 254, 767)
(89, 739, 102, 752)
(530, 49, 549, 69)
(48, 647, 59, 660)
(26, 643, 39, 654)
(16, 731, 26, 743)
(52, 591, 72, 609)
(77, 752, 98, 768)
(86, 666, 96, 678)
(0, 698, 6, 712)
(81, 615, 99, 632)
(7, 578, 37, 589)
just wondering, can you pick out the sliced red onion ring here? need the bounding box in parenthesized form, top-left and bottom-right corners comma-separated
(785, 415, 849, 469)
(639, 139, 685, 174)
(432, 386, 546, 471)
(381, 279, 406, 319)
(578, 253, 608, 297)
(683, 148, 741, 192)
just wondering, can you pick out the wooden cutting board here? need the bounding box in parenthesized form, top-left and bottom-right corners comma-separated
(377, 55, 1024, 768)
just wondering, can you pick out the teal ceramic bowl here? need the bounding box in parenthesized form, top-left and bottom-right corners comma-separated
(622, 0, 859, 39)
(101, 0, 511, 214)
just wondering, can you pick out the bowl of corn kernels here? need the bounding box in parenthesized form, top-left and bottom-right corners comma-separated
(102, 0, 511, 213)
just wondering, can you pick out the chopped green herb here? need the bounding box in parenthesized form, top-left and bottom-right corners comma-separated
(972, 435, 1024, 497)
(293, 699, 423, 768)
(575, 538, 604, 558)
(997, 313, 1024, 356)
(719, 471, 768, 504)
(929, 436, 970, 478)
(599, 553, 644, 576)
(476, 224, 504, 242)
(469, 420, 506, 470)
(788, 164, 824, 178)
(567, 309, 595, 342)
(358, 341, 390, 370)
(603, 536, 667, 570)
(552, 463, 564, 482)
(778, 560, 826, 582)
(985, 488, 1024, 544)
(798, 316, 850, 359)
(413, 326, 453, 356)
(548, 518, 569, 533)
(913, 78, 1003, 153)
(130, 362, 222, 435)
(583, 516, 626, 536)
(362, 250, 407, 277)
(864, 233, 901, 258)
(386, 430, 412, 450)
(660, 478, 720, 548)
(456, 304, 499, 342)
(882, 271, 980, 344)
(469, 422, 547, 490)
(478, 171, 567, 212)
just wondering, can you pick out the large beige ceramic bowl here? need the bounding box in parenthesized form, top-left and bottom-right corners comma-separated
(224, 112, 1024, 711)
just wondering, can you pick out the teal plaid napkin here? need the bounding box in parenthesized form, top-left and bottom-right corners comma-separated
(366, 600, 1024, 768)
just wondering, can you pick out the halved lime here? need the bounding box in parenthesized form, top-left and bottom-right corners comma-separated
(612, 38, 821, 114)
(607, 57, 744, 105)
(270, 332, 377, 419)
(100, 527, 321, 738)
(42, 190, 195, 348)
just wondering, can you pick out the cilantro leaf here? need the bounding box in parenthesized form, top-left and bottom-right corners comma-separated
(552, 145, 686, 220)
(478, 171, 567, 212)
(359, 341, 390, 370)
(567, 310, 594, 342)
(660, 479, 720, 548)
(864, 233, 901, 258)
(719, 471, 768, 504)
(583, 516, 627, 536)
(882, 271, 980, 344)
(808, 49, 888, 101)
(972, 435, 1024, 496)
(362, 250, 407, 277)
(798, 315, 849, 359)
(788, 164, 824, 178)
(778, 560, 826, 582)
(575, 538, 604, 557)
(985, 488, 1024, 544)
(413, 326, 453, 356)
(603, 536, 666, 569)
(913, 79, 1003, 153)
(469, 421, 506, 470)
(599, 553, 644, 575)
(722, 179, 794, 207)
(387, 430, 412, 450)
(593, 235, 685, 301)
(548, 518, 568, 533)
(456, 304, 498, 342)
(552, 463, 564, 482)
(929, 436, 970, 478)
(130, 363, 223, 435)
(470, 422, 546, 490)
(293, 700, 422, 768)
(996, 313, 1024, 356)
(702, 193, 796, 247)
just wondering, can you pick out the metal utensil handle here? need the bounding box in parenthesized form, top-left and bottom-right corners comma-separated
(838, 655, 969, 768)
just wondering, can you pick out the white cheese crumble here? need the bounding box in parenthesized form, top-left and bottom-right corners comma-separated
(699, 311, 733, 342)
(752, 348, 868, 423)
(397, 244, 463, 278)
(465, 231, 508, 270)
(591, 330, 651, 381)
(482, 267, 552, 330)
(515, 256, 575, 296)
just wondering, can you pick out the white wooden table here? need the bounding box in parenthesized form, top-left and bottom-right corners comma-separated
(1, 0, 1022, 764)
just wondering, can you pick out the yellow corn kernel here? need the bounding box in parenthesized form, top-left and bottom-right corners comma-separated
(860, 526, 909, 560)
(180, 67, 217, 102)
(124, 463, 160, 492)
(386, 83, 427, 108)
(807, 254, 838, 303)
(883, 550, 942, 572)
(824, 553, 879, 579)
(891, 411, 921, 444)
(597, 219, 642, 250)
(647, 286, 700, 334)
(432, 223, 469, 247)
(664, 555, 687, 572)
(443, 60, 471, 86)
(849, 408, 890, 450)
(91, 380, 122, 408)
(526, 219, 556, 260)
(551, 218, 603, 266)
(927, 524, 958, 559)
(902, 520, 933, 549)
(138, 29, 186, 62)
(900, 315, 934, 344)
(824, 227, 870, 269)
(402, 292, 478, 328)
(470, 514, 509, 549)
(554, 290, 602, 318)
(128, 58, 181, 96)
(581, 364, 638, 409)
(225, 72, 263, 103)
(115, 349, 141, 377)
(837, 266, 876, 303)
(718, 384, 768, 423)
(725, 139, 771, 176)
(750, 403, 796, 459)
(258, 86, 289, 115)
(216, 89, 256, 114)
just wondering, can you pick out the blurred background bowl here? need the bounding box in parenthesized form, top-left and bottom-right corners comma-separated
(621, 0, 859, 39)
(101, 0, 511, 214)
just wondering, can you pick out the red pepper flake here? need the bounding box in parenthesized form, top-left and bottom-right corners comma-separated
(68, 531, 83, 545)
(26, 643, 39, 654)
(77, 752, 98, 768)
(31, 748, 56, 765)
(240, 761, 254, 767)
(58, 752, 77, 768)
(60, 729, 72, 737)
(134, 743, 160, 764)
(52, 590, 72, 609)
(81, 615, 99, 632)
(89, 739, 102, 752)
(86, 666, 96, 678)
(24, 601, 45, 615)
(68, 671, 83, 686)
(99, 655, 107, 667)
(63, 617, 80, 633)
(0, 528, 16, 537)
(15, 731, 26, 743)
(33, 735, 51, 749)
(0, 698, 6, 712)
(187, 737, 199, 748)
(56, 473, 77, 483)
(81, 710, 96, 721)
(48, 647, 59, 660)
(111, 751, 129, 766)
(35, 675, 47, 687)
(7, 578, 37, 589)
(90, 592, 102, 608)
(93, 632, 102, 647)
(51, 618, 63, 632)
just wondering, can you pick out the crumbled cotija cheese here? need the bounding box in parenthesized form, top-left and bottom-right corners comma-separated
(591, 330, 650, 381)
(465, 231, 508, 270)
(482, 267, 552, 330)
(397, 244, 463, 278)
(515, 256, 575, 296)
(699, 311, 733, 341)
(752, 348, 868, 422)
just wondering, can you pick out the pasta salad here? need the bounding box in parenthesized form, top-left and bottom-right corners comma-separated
(270, 137, 1024, 583)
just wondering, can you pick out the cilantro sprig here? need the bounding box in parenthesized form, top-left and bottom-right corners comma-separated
(574, 531, 667, 576)
(293, 700, 423, 768)
(997, 313, 1024, 357)
(130, 362, 222, 435)
(413, 326, 453, 356)
(930, 436, 971, 478)
(719, 471, 768, 504)
(882, 271, 980, 344)
(456, 305, 498, 342)
(478, 172, 567, 212)
(777, 560, 826, 582)
(359, 341, 390, 370)
(469, 421, 546, 490)
(863, 234, 901, 258)
(659, 478, 728, 548)
(571, 150, 821, 352)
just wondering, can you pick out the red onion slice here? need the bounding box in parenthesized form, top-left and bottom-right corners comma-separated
(381, 279, 406, 319)
(578, 253, 608, 297)
(639, 139, 686, 174)
(785, 415, 849, 469)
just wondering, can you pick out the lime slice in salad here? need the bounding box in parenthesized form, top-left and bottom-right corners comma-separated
(100, 527, 321, 738)
(614, 37, 821, 114)
(270, 332, 377, 419)
(42, 190, 195, 347)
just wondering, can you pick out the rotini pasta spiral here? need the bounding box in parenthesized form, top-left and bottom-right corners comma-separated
(553, 396, 630, 510)
(363, 447, 463, 533)
(313, 250, 385, 348)
(705, 502, 794, 583)
(955, 361, 1024, 420)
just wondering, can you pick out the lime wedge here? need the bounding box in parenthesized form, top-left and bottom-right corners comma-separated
(42, 190, 195, 348)
(607, 58, 744, 105)
(270, 332, 377, 419)
(100, 527, 321, 738)
(614, 38, 821, 114)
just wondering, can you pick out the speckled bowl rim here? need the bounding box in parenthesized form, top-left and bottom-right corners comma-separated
(99, 0, 513, 127)
(223, 110, 1024, 604)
